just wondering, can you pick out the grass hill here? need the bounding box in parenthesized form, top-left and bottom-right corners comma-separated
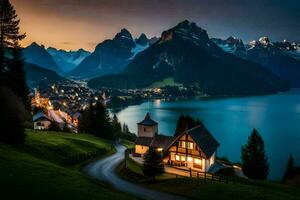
(119, 153, 300, 200)
(0, 130, 136, 200)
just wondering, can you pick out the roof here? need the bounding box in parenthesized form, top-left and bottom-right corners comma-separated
(135, 135, 174, 149)
(33, 112, 52, 122)
(188, 124, 220, 158)
(135, 137, 153, 146)
(137, 112, 158, 126)
(150, 135, 174, 149)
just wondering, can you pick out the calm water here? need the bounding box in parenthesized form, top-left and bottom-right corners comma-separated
(116, 89, 300, 180)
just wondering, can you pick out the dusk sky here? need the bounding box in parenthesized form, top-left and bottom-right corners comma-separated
(12, 0, 300, 51)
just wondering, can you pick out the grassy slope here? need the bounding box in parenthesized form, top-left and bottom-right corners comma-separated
(149, 77, 182, 88)
(119, 156, 300, 200)
(0, 130, 136, 200)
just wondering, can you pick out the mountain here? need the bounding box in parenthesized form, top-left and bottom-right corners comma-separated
(273, 40, 300, 61)
(246, 37, 300, 87)
(47, 47, 90, 72)
(69, 29, 149, 79)
(211, 36, 247, 59)
(24, 63, 64, 89)
(23, 42, 61, 74)
(88, 20, 289, 96)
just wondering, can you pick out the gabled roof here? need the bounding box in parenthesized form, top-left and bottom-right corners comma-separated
(188, 124, 220, 158)
(135, 137, 153, 146)
(137, 112, 158, 126)
(33, 112, 52, 122)
(135, 135, 174, 149)
(167, 124, 220, 158)
(150, 135, 174, 149)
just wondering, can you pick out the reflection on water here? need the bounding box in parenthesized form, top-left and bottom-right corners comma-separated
(117, 90, 300, 180)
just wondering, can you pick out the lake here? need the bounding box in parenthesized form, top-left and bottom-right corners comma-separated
(116, 89, 300, 180)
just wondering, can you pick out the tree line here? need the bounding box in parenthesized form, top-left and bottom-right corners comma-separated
(78, 99, 136, 141)
(0, 0, 29, 145)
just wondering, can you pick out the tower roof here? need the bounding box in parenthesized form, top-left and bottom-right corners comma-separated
(137, 112, 158, 126)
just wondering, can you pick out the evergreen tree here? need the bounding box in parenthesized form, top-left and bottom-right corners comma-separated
(174, 115, 201, 136)
(241, 129, 269, 180)
(6, 43, 29, 108)
(0, 0, 25, 84)
(0, 87, 26, 145)
(112, 114, 122, 136)
(282, 155, 295, 182)
(143, 147, 164, 181)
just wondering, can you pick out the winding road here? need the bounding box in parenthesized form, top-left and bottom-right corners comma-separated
(84, 145, 187, 200)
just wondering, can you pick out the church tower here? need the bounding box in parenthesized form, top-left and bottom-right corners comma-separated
(137, 112, 158, 138)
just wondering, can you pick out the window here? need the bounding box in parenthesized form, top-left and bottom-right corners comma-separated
(180, 141, 186, 148)
(194, 158, 201, 164)
(180, 155, 186, 161)
(175, 155, 180, 161)
(188, 142, 194, 149)
(187, 156, 193, 162)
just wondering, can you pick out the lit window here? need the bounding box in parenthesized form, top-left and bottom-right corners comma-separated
(180, 141, 186, 148)
(188, 142, 194, 149)
(157, 148, 163, 152)
(175, 155, 180, 161)
(181, 155, 186, 161)
(187, 156, 193, 162)
(194, 158, 201, 164)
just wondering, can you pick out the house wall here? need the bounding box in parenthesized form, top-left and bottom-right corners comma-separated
(135, 144, 149, 155)
(168, 133, 215, 172)
(34, 120, 51, 130)
(137, 124, 158, 138)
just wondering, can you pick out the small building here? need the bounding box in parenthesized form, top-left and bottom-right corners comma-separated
(135, 113, 173, 155)
(33, 112, 52, 130)
(167, 124, 220, 172)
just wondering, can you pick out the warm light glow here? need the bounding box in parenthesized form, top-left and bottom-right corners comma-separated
(188, 142, 194, 149)
(194, 158, 201, 164)
(156, 148, 163, 152)
(187, 156, 193, 162)
(175, 155, 180, 161)
(180, 155, 186, 161)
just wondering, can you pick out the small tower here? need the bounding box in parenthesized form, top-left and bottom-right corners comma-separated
(137, 113, 158, 138)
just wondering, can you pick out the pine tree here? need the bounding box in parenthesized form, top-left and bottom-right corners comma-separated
(241, 129, 269, 180)
(143, 147, 164, 181)
(6, 43, 29, 108)
(0, 87, 26, 145)
(112, 114, 122, 136)
(282, 155, 295, 182)
(0, 0, 25, 84)
(174, 115, 201, 136)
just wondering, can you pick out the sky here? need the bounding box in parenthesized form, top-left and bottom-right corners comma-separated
(11, 0, 300, 51)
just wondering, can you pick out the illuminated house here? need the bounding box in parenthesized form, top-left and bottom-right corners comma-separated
(134, 113, 220, 172)
(134, 113, 173, 155)
(167, 124, 220, 172)
(33, 112, 52, 130)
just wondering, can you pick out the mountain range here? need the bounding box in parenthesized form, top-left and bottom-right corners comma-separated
(212, 36, 300, 87)
(88, 20, 289, 95)
(47, 47, 90, 73)
(68, 29, 151, 79)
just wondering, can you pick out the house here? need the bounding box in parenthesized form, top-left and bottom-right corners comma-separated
(166, 124, 220, 172)
(134, 113, 220, 172)
(33, 112, 52, 130)
(134, 113, 173, 155)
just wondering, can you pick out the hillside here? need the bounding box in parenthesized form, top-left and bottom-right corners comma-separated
(23, 43, 62, 74)
(24, 63, 64, 89)
(88, 20, 289, 96)
(0, 130, 136, 200)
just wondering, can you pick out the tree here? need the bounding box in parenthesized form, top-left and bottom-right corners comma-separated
(143, 147, 164, 181)
(174, 115, 201, 136)
(6, 44, 29, 108)
(241, 129, 269, 180)
(0, 87, 26, 145)
(0, 0, 25, 84)
(282, 155, 295, 182)
(112, 114, 122, 136)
